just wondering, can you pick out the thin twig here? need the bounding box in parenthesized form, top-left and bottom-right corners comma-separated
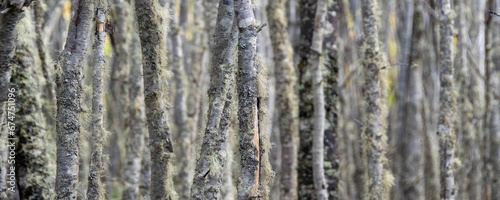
(490, 10, 500, 17)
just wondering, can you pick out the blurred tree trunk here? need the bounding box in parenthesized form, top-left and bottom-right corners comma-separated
(122, 3, 146, 200)
(134, 0, 175, 198)
(438, 0, 456, 199)
(297, 0, 317, 198)
(487, 2, 500, 199)
(398, 2, 424, 199)
(190, 0, 238, 199)
(12, 12, 55, 200)
(53, 0, 94, 198)
(266, 0, 299, 199)
(360, 0, 391, 199)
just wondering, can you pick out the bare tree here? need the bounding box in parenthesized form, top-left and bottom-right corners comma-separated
(53, 0, 94, 198)
(191, 0, 238, 199)
(360, 0, 391, 199)
(438, 0, 456, 199)
(87, 1, 107, 199)
(134, 0, 175, 198)
(266, 0, 299, 198)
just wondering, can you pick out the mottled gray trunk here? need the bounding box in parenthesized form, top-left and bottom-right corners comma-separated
(122, 4, 146, 200)
(134, 0, 175, 198)
(266, 0, 299, 199)
(297, 0, 318, 198)
(87, 4, 106, 200)
(399, 3, 425, 199)
(191, 0, 238, 199)
(438, 0, 456, 199)
(309, 0, 329, 199)
(54, 0, 94, 198)
(360, 0, 390, 199)
(12, 13, 55, 200)
(235, 0, 262, 199)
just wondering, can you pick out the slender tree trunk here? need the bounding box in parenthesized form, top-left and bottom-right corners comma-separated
(399, 2, 424, 199)
(121, 4, 146, 200)
(191, 0, 238, 199)
(87, 3, 106, 199)
(235, 0, 263, 198)
(297, 0, 318, 198)
(308, 0, 329, 199)
(360, 0, 391, 199)
(266, 0, 299, 199)
(54, 0, 94, 198)
(134, 0, 175, 198)
(438, 0, 456, 199)
(12, 13, 55, 200)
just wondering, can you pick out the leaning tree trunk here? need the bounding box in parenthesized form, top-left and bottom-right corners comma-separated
(360, 0, 391, 199)
(190, 0, 238, 199)
(308, 0, 329, 199)
(87, 2, 106, 199)
(438, 0, 456, 199)
(12, 13, 55, 200)
(53, 0, 95, 198)
(235, 0, 263, 198)
(134, 0, 175, 199)
(399, 2, 425, 199)
(266, 0, 299, 198)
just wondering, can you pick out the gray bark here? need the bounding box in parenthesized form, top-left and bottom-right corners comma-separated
(134, 0, 175, 198)
(54, 0, 95, 198)
(266, 0, 299, 199)
(360, 0, 390, 199)
(87, 3, 106, 200)
(191, 0, 238, 198)
(438, 0, 456, 199)
(12, 13, 55, 200)
(235, 0, 262, 199)
(399, 3, 425, 199)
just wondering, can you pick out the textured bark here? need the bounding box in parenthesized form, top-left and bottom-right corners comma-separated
(235, 0, 261, 199)
(191, 0, 238, 199)
(438, 0, 456, 199)
(54, 0, 95, 198)
(12, 14, 55, 200)
(399, 3, 424, 199)
(297, 0, 318, 198)
(134, 0, 175, 199)
(309, 0, 329, 199)
(86, 4, 106, 200)
(360, 0, 390, 199)
(266, 0, 299, 199)
(488, 2, 500, 199)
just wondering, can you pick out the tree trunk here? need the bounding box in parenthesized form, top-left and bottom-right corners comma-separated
(134, 0, 175, 198)
(266, 0, 299, 199)
(297, 0, 318, 198)
(438, 0, 456, 199)
(399, 2, 425, 199)
(191, 0, 238, 199)
(87, 3, 106, 199)
(12, 13, 55, 200)
(360, 0, 391, 199)
(308, 0, 329, 199)
(235, 0, 262, 198)
(54, 0, 94, 198)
